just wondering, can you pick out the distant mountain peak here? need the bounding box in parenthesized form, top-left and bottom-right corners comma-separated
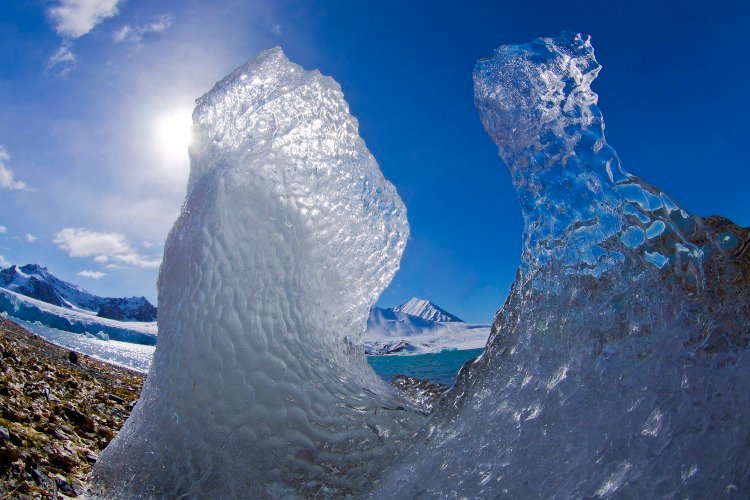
(393, 297, 464, 323)
(19, 263, 47, 272)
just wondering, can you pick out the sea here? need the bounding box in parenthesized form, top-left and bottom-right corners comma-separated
(366, 348, 483, 386)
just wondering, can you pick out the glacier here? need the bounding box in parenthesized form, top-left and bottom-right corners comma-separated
(89, 47, 424, 497)
(8, 315, 154, 373)
(373, 32, 750, 497)
(0, 288, 156, 345)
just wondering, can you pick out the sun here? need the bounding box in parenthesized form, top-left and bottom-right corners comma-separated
(154, 107, 193, 163)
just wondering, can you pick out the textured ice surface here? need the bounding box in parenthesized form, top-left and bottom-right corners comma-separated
(90, 47, 423, 497)
(374, 32, 750, 497)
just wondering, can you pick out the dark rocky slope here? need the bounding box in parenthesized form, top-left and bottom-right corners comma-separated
(0, 318, 144, 497)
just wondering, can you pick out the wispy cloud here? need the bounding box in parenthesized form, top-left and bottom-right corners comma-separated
(53, 227, 161, 269)
(0, 255, 10, 269)
(46, 42, 77, 75)
(113, 14, 172, 44)
(0, 226, 6, 234)
(0, 146, 30, 191)
(77, 269, 107, 280)
(24, 234, 37, 243)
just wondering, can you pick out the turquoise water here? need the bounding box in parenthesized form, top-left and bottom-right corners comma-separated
(367, 348, 484, 386)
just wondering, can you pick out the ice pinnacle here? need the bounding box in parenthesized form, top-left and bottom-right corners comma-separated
(90, 47, 423, 498)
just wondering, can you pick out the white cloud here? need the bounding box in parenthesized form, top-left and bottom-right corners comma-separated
(54, 227, 127, 256)
(54, 227, 161, 269)
(24, 234, 37, 243)
(77, 269, 107, 280)
(0, 226, 6, 234)
(113, 14, 172, 44)
(0, 146, 29, 191)
(47, 0, 124, 38)
(0, 255, 9, 269)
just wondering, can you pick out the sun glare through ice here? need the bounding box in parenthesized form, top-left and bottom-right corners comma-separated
(154, 108, 193, 164)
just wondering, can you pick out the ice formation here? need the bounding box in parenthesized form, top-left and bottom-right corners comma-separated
(374, 33, 749, 497)
(89, 48, 423, 497)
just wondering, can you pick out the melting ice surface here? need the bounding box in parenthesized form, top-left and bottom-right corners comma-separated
(90, 47, 423, 497)
(374, 32, 750, 497)
(91, 34, 749, 497)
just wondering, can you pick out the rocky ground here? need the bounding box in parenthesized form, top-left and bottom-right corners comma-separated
(0, 317, 144, 498)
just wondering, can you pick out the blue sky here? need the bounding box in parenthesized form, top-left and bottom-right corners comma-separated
(0, 1, 748, 323)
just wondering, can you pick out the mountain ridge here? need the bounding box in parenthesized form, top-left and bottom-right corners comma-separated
(0, 264, 156, 322)
(393, 297, 464, 323)
(366, 299, 487, 355)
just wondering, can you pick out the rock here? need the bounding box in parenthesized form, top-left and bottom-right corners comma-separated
(96, 426, 114, 440)
(0, 444, 19, 468)
(107, 394, 125, 404)
(67, 350, 78, 364)
(28, 465, 53, 490)
(0, 427, 22, 447)
(48, 447, 77, 472)
(55, 474, 77, 497)
(63, 407, 95, 434)
(2, 407, 28, 423)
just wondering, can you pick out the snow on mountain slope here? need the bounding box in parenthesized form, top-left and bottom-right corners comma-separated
(365, 305, 489, 355)
(364, 323, 490, 355)
(367, 306, 439, 337)
(393, 297, 463, 322)
(0, 264, 157, 322)
(0, 288, 156, 345)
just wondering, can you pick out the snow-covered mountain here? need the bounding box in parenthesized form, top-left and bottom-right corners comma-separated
(365, 300, 488, 355)
(393, 297, 463, 323)
(0, 264, 157, 322)
(0, 288, 156, 345)
(367, 306, 440, 337)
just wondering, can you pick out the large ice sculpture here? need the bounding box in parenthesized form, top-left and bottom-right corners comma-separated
(374, 33, 749, 497)
(90, 48, 423, 497)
